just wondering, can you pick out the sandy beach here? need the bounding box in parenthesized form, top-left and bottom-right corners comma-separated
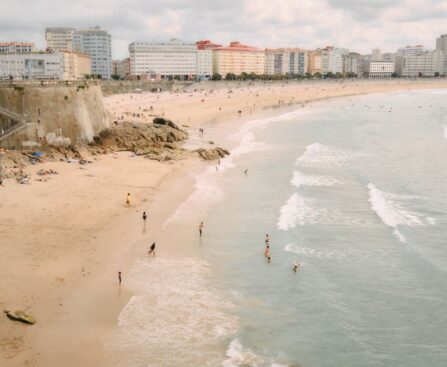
(1, 79, 447, 367)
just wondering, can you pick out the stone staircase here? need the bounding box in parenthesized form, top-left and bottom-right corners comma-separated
(0, 106, 28, 143)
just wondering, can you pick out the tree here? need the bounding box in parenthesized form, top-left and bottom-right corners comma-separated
(305, 72, 313, 79)
(111, 74, 121, 80)
(418, 72, 423, 77)
(391, 72, 399, 78)
(248, 72, 258, 80)
(325, 72, 335, 79)
(435, 72, 440, 77)
(335, 72, 343, 79)
(212, 73, 222, 81)
(314, 72, 323, 79)
(225, 72, 237, 80)
(239, 72, 249, 81)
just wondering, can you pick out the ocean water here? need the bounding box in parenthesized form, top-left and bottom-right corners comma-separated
(104, 90, 447, 367)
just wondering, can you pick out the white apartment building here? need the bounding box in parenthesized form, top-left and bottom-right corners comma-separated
(396, 49, 444, 77)
(265, 48, 308, 75)
(0, 52, 64, 80)
(45, 27, 75, 51)
(129, 39, 208, 80)
(367, 60, 394, 78)
(321, 47, 349, 74)
(0, 42, 35, 53)
(73, 27, 112, 79)
(197, 49, 213, 78)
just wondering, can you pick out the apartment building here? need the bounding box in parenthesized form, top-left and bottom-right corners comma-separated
(265, 48, 308, 75)
(436, 34, 447, 75)
(342, 52, 363, 76)
(0, 42, 35, 53)
(213, 41, 265, 76)
(308, 51, 322, 74)
(197, 40, 221, 78)
(321, 47, 349, 74)
(73, 27, 112, 79)
(45, 27, 75, 51)
(396, 49, 444, 77)
(129, 39, 200, 80)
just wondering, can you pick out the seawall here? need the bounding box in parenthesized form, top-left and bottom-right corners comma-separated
(0, 82, 109, 150)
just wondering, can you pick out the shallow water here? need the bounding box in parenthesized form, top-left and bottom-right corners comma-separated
(105, 90, 447, 367)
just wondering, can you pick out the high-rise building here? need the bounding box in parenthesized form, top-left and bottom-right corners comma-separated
(197, 40, 221, 79)
(396, 45, 426, 57)
(321, 46, 349, 74)
(396, 49, 444, 77)
(436, 34, 447, 52)
(73, 26, 112, 79)
(436, 34, 447, 75)
(0, 42, 35, 53)
(308, 51, 322, 74)
(342, 52, 363, 76)
(371, 48, 383, 61)
(45, 27, 75, 51)
(213, 41, 265, 76)
(129, 39, 200, 80)
(265, 48, 308, 76)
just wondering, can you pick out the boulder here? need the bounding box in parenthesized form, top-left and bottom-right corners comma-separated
(195, 147, 230, 161)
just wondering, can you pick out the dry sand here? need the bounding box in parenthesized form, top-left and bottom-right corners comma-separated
(1, 79, 447, 366)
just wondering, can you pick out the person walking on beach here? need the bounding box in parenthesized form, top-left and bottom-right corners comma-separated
(118, 271, 122, 285)
(142, 211, 147, 222)
(126, 193, 131, 207)
(199, 222, 204, 237)
(244, 169, 248, 175)
(148, 242, 156, 256)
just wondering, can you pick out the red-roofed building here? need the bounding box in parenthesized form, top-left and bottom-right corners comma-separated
(213, 41, 265, 76)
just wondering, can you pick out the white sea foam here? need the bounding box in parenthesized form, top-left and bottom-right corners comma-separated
(222, 339, 289, 367)
(291, 170, 341, 188)
(295, 143, 362, 168)
(277, 193, 319, 230)
(444, 125, 447, 140)
(284, 242, 346, 260)
(367, 183, 435, 243)
(104, 258, 237, 367)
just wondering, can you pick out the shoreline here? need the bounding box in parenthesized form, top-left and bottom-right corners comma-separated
(1, 80, 447, 366)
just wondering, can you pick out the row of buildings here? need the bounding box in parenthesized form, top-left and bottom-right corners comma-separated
(1, 29, 446, 81)
(0, 26, 112, 80)
(115, 34, 447, 80)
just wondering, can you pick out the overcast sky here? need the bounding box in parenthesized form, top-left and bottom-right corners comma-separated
(0, 0, 446, 59)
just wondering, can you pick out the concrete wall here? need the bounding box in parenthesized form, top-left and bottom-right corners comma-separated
(0, 83, 108, 150)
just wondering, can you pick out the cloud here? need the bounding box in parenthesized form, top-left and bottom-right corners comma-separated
(0, 0, 444, 59)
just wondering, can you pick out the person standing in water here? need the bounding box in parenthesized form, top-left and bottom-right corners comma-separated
(126, 193, 131, 206)
(265, 234, 270, 245)
(293, 262, 300, 272)
(118, 271, 122, 285)
(199, 222, 204, 237)
(148, 242, 156, 256)
(264, 245, 270, 258)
